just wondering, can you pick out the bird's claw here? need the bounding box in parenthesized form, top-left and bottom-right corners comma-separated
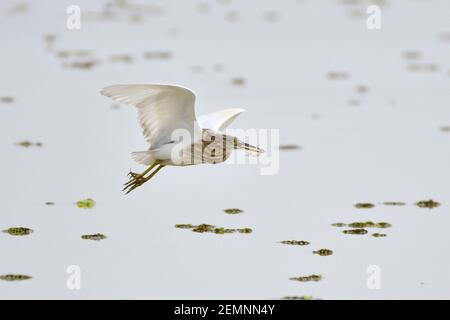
(123, 176, 147, 194)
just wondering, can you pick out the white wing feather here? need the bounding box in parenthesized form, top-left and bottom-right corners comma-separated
(101, 84, 203, 149)
(197, 108, 245, 132)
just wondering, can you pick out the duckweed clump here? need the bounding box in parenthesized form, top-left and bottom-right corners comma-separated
(372, 233, 387, 238)
(76, 198, 95, 209)
(383, 202, 406, 206)
(175, 223, 252, 235)
(15, 141, 43, 148)
(223, 208, 243, 214)
(279, 240, 310, 246)
(346, 221, 392, 229)
(343, 229, 368, 235)
(0, 274, 32, 281)
(81, 233, 107, 241)
(331, 223, 346, 227)
(415, 199, 440, 209)
(313, 249, 333, 256)
(2, 227, 33, 236)
(289, 274, 322, 282)
(354, 203, 375, 209)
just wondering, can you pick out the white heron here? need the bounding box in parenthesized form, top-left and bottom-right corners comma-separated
(100, 84, 264, 194)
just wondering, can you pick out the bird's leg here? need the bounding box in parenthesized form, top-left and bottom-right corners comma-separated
(127, 161, 160, 180)
(123, 164, 165, 194)
(122, 160, 161, 193)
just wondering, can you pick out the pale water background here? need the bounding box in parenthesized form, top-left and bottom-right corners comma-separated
(0, 0, 449, 299)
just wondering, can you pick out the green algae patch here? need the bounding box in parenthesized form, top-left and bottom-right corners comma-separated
(2, 227, 33, 236)
(223, 208, 243, 214)
(372, 233, 387, 238)
(415, 199, 440, 209)
(289, 274, 322, 282)
(81, 233, 107, 241)
(15, 141, 43, 148)
(76, 198, 95, 209)
(175, 224, 194, 229)
(331, 223, 346, 227)
(354, 203, 375, 209)
(279, 240, 310, 246)
(175, 223, 252, 235)
(237, 228, 253, 234)
(0, 274, 32, 281)
(313, 249, 333, 256)
(343, 229, 368, 235)
(383, 202, 406, 206)
(345, 221, 392, 229)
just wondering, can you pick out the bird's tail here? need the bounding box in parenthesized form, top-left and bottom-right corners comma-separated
(131, 151, 156, 165)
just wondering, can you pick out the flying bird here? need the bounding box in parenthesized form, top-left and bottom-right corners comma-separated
(101, 84, 264, 194)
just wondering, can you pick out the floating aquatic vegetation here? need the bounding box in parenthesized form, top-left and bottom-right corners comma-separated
(279, 240, 310, 246)
(372, 233, 387, 238)
(402, 51, 422, 60)
(175, 224, 194, 229)
(346, 221, 392, 228)
(15, 141, 43, 148)
(223, 208, 243, 214)
(356, 85, 369, 94)
(408, 63, 439, 72)
(81, 233, 107, 241)
(143, 51, 171, 60)
(331, 223, 347, 227)
(327, 71, 350, 80)
(45, 202, 55, 206)
(237, 228, 253, 234)
(383, 201, 406, 206)
(376, 222, 392, 228)
(415, 199, 440, 209)
(175, 224, 252, 235)
(313, 249, 333, 256)
(282, 295, 314, 300)
(0, 274, 32, 281)
(279, 144, 301, 150)
(56, 50, 93, 59)
(354, 203, 375, 209)
(76, 198, 95, 209)
(0, 96, 14, 103)
(63, 60, 99, 70)
(231, 77, 245, 86)
(289, 274, 322, 282)
(8, 2, 28, 14)
(2, 227, 33, 236)
(109, 54, 133, 63)
(343, 229, 368, 235)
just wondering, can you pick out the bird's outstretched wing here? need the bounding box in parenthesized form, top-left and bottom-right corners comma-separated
(197, 108, 245, 132)
(101, 84, 203, 149)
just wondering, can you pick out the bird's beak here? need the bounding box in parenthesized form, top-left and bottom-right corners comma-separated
(238, 141, 265, 154)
